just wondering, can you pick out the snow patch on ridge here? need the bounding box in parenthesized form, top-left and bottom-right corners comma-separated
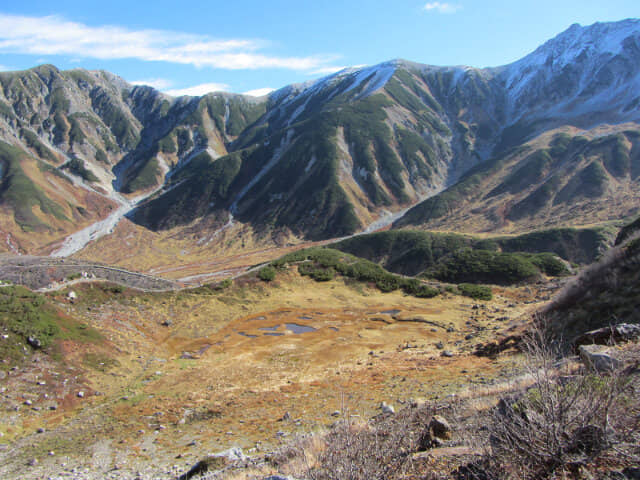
(342, 62, 397, 99)
(502, 19, 640, 120)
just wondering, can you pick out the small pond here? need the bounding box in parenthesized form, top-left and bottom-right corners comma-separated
(285, 323, 317, 334)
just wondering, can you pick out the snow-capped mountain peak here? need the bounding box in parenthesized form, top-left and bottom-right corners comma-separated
(501, 19, 640, 122)
(509, 19, 639, 76)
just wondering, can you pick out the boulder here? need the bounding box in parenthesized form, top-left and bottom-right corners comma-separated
(380, 402, 395, 414)
(579, 345, 621, 372)
(27, 336, 42, 349)
(429, 415, 451, 440)
(573, 323, 640, 351)
(177, 448, 246, 480)
(418, 414, 452, 450)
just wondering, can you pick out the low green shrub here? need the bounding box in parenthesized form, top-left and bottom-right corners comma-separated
(257, 266, 276, 282)
(61, 158, 98, 183)
(274, 247, 440, 298)
(458, 283, 492, 300)
(425, 249, 541, 285)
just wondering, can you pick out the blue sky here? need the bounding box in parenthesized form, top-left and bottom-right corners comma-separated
(0, 1, 637, 96)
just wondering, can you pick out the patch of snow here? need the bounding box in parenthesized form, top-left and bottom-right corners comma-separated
(341, 62, 398, 99)
(224, 100, 230, 125)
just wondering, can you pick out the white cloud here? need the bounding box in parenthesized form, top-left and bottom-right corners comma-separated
(423, 2, 461, 13)
(130, 78, 173, 90)
(0, 14, 341, 71)
(164, 82, 230, 97)
(307, 65, 348, 76)
(242, 87, 275, 97)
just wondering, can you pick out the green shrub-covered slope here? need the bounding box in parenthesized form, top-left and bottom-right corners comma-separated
(0, 285, 102, 369)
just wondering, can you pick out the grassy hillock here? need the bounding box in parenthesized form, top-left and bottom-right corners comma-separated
(333, 230, 473, 276)
(0, 285, 102, 369)
(270, 247, 439, 298)
(422, 249, 561, 285)
(495, 227, 613, 264)
(332, 229, 573, 285)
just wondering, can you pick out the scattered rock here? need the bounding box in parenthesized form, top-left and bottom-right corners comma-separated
(474, 335, 522, 357)
(216, 447, 246, 462)
(579, 345, 621, 372)
(331, 410, 341, 417)
(28, 458, 38, 467)
(77, 391, 85, 398)
(162, 319, 173, 327)
(279, 411, 291, 422)
(435, 342, 444, 350)
(380, 402, 395, 414)
(24, 399, 32, 406)
(36, 427, 45, 433)
(441, 350, 454, 357)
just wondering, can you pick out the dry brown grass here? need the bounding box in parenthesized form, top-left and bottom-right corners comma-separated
(474, 325, 640, 479)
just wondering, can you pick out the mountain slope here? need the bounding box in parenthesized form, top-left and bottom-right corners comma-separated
(394, 127, 640, 233)
(0, 19, 639, 256)
(131, 19, 640, 242)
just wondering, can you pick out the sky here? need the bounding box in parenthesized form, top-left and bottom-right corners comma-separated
(0, 1, 637, 97)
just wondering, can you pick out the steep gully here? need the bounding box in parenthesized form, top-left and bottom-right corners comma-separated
(50, 145, 434, 263)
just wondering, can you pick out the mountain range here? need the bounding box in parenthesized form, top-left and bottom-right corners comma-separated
(0, 19, 638, 256)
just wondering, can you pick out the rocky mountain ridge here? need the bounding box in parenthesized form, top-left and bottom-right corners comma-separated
(0, 19, 638, 255)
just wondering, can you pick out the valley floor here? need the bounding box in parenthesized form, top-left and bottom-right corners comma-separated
(0, 273, 557, 479)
